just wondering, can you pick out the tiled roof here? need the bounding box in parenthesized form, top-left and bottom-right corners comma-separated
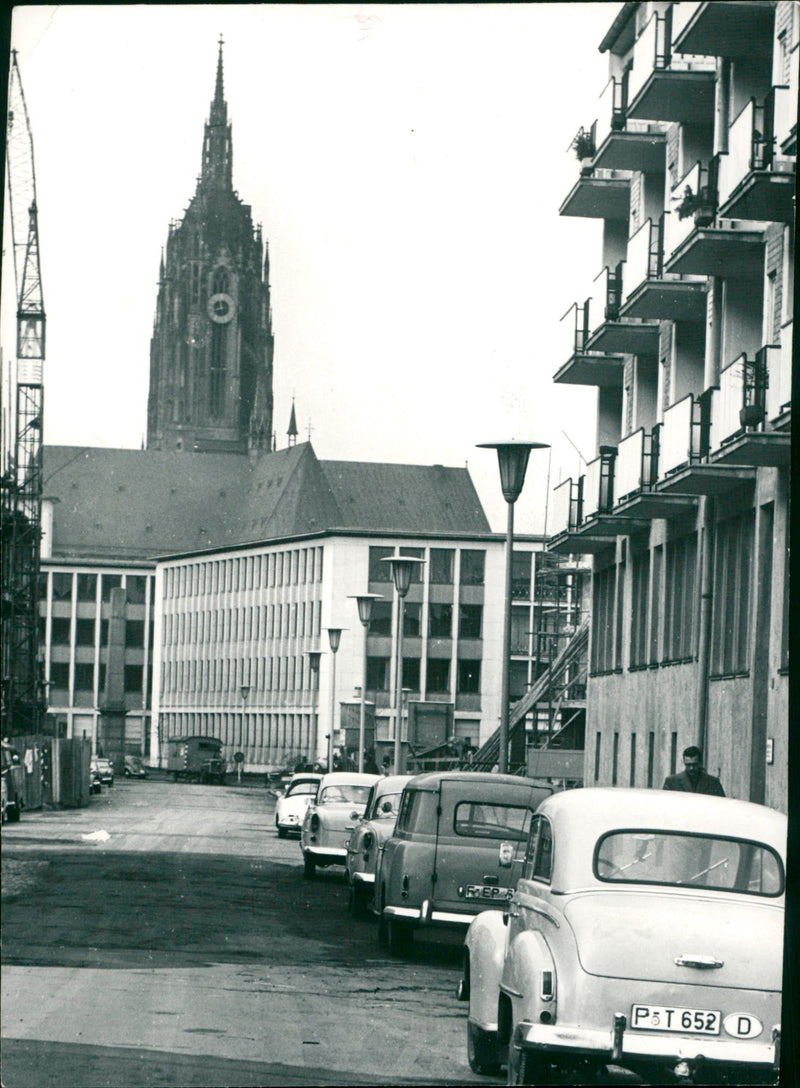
(42, 442, 490, 561)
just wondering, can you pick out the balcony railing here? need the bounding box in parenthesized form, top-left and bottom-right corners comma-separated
(658, 392, 710, 476)
(559, 297, 592, 359)
(614, 426, 659, 501)
(767, 324, 793, 420)
(780, 47, 798, 151)
(594, 262, 623, 323)
(622, 217, 663, 302)
(550, 477, 573, 536)
(594, 77, 626, 149)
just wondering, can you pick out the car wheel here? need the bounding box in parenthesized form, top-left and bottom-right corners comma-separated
(6, 803, 21, 824)
(349, 880, 370, 921)
(276, 826, 288, 839)
(124, 769, 131, 778)
(387, 916, 413, 957)
(468, 1021, 502, 1076)
(507, 1041, 548, 1086)
(303, 852, 316, 879)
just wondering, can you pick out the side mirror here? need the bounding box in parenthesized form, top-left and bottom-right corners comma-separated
(498, 841, 514, 869)
(350, 810, 359, 821)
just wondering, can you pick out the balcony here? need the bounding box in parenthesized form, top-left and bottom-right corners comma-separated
(584, 264, 660, 356)
(559, 166, 631, 220)
(593, 77, 668, 173)
(717, 90, 797, 223)
(672, 2, 776, 60)
(620, 215, 707, 322)
(709, 349, 791, 467)
(547, 477, 584, 555)
(664, 160, 765, 278)
(655, 390, 755, 495)
(766, 321, 792, 428)
(626, 11, 716, 124)
(553, 299, 625, 388)
(613, 424, 697, 520)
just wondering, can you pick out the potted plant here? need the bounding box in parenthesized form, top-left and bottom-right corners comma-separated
(675, 185, 715, 227)
(572, 128, 595, 174)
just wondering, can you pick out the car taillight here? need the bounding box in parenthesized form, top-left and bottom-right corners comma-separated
(310, 813, 320, 832)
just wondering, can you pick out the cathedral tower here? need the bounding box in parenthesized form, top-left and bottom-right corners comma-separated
(147, 40, 274, 454)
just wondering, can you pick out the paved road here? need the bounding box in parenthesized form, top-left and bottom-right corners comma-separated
(1, 778, 491, 1087)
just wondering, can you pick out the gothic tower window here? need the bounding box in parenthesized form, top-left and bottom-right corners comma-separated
(210, 323, 227, 416)
(212, 266, 229, 294)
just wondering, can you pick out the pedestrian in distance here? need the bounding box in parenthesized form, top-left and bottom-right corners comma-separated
(363, 749, 379, 775)
(663, 745, 725, 796)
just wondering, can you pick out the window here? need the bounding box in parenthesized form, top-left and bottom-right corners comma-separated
(460, 549, 485, 586)
(212, 266, 229, 293)
(74, 663, 94, 691)
(399, 546, 424, 583)
(509, 660, 529, 699)
(126, 575, 146, 604)
(428, 603, 453, 637)
(403, 603, 421, 638)
(125, 665, 144, 693)
(366, 657, 390, 691)
(52, 572, 72, 600)
(426, 658, 450, 692)
(649, 546, 662, 665)
(511, 551, 531, 599)
(510, 609, 529, 653)
(629, 732, 637, 786)
(525, 815, 553, 881)
(663, 533, 697, 661)
(647, 731, 655, 787)
(429, 548, 454, 585)
(402, 657, 421, 692)
(711, 510, 754, 676)
(591, 563, 616, 673)
(457, 659, 481, 694)
(77, 573, 97, 602)
(50, 662, 69, 690)
(101, 574, 122, 603)
(459, 604, 482, 640)
(75, 618, 95, 646)
(629, 550, 650, 668)
(455, 802, 532, 841)
(368, 600, 392, 636)
(369, 546, 394, 582)
(594, 731, 601, 783)
(612, 731, 619, 786)
(51, 617, 71, 645)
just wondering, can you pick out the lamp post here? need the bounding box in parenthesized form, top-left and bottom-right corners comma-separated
(349, 594, 383, 772)
(382, 556, 425, 774)
(478, 440, 549, 774)
(305, 650, 322, 767)
(325, 628, 344, 772)
(238, 684, 250, 783)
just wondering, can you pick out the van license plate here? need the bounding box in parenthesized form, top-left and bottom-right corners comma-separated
(631, 1004, 720, 1035)
(464, 884, 512, 901)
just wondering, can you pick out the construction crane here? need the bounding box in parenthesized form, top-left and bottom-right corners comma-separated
(2, 49, 46, 739)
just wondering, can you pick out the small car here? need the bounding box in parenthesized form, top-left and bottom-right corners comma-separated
(460, 788, 786, 1085)
(377, 771, 552, 956)
(345, 774, 412, 918)
(274, 772, 322, 838)
(300, 771, 378, 878)
(90, 756, 114, 786)
(123, 754, 148, 779)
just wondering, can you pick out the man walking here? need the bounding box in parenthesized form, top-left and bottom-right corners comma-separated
(663, 745, 725, 796)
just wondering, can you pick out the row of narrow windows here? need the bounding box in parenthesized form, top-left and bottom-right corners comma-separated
(165, 547, 324, 598)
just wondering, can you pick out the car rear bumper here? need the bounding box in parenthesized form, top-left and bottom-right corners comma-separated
(352, 871, 375, 885)
(513, 1019, 778, 1070)
(383, 901, 475, 927)
(305, 846, 347, 860)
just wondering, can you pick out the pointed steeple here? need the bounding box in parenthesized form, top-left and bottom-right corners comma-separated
(201, 36, 232, 189)
(287, 400, 298, 447)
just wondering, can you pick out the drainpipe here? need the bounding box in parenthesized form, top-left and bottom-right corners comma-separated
(695, 496, 715, 757)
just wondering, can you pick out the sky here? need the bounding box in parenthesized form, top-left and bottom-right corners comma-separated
(2, 3, 617, 534)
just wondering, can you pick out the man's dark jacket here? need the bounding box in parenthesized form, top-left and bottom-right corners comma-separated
(663, 769, 725, 796)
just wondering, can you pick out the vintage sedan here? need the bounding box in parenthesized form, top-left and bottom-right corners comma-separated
(274, 772, 322, 838)
(377, 771, 552, 956)
(300, 771, 378, 878)
(460, 788, 786, 1085)
(90, 756, 114, 786)
(345, 774, 412, 918)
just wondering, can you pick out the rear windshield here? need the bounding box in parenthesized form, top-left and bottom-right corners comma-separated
(594, 830, 784, 897)
(286, 781, 318, 798)
(319, 784, 371, 805)
(454, 802, 533, 842)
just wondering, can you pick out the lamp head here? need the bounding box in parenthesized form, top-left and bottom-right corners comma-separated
(348, 592, 384, 626)
(305, 649, 322, 674)
(477, 440, 549, 504)
(382, 555, 425, 597)
(326, 627, 344, 653)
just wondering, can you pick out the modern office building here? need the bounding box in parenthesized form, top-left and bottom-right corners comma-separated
(548, 0, 795, 811)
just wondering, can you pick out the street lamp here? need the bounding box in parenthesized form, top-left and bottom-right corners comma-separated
(382, 556, 425, 774)
(305, 650, 322, 766)
(325, 628, 345, 772)
(478, 440, 549, 773)
(239, 684, 250, 782)
(349, 594, 384, 772)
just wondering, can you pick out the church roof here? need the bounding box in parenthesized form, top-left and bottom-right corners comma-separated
(42, 442, 490, 562)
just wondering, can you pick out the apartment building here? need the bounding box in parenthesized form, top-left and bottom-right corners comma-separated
(549, 1, 795, 811)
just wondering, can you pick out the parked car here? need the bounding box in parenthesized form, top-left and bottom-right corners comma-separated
(345, 774, 412, 918)
(1, 741, 25, 823)
(377, 771, 552, 956)
(123, 754, 148, 779)
(300, 771, 378, 878)
(460, 788, 786, 1085)
(275, 772, 322, 838)
(90, 756, 114, 786)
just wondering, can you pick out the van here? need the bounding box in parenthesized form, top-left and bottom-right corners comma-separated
(165, 736, 226, 783)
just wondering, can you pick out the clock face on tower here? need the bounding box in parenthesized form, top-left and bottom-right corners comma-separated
(207, 293, 235, 323)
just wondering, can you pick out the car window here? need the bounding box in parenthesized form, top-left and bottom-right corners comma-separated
(319, 784, 372, 805)
(453, 802, 532, 842)
(595, 830, 784, 897)
(286, 781, 318, 798)
(523, 815, 553, 882)
(396, 788, 438, 834)
(375, 792, 402, 818)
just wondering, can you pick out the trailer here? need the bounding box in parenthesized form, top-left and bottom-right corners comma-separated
(165, 736, 226, 784)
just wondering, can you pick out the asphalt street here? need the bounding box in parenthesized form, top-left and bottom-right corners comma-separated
(1, 777, 491, 1088)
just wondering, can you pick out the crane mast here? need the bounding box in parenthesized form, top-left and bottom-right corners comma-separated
(2, 50, 46, 739)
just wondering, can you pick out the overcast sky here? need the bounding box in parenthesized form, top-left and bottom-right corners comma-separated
(2, 3, 617, 533)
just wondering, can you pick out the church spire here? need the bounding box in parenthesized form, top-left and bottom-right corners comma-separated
(201, 36, 232, 188)
(287, 399, 298, 447)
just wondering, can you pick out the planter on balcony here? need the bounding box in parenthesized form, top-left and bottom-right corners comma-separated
(739, 404, 765, 429)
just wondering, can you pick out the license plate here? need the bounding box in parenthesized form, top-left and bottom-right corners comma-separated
(631, 1004, 721, 1035)
(464, 884, 512, 901)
